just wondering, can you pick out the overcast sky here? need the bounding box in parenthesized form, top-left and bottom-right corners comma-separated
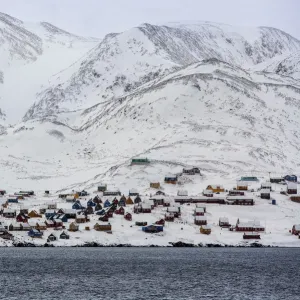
(0, 0, 299, 39)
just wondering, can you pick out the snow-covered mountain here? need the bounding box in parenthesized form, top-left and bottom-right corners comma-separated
(2, 58, 300, 191)
(0, 12, 99, 123)
(24, 22, 300, 121)
(1, 15, 300, 191)
(253, 51, 300, 80)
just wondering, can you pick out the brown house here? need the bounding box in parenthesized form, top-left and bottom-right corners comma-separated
(28, 210, 42, 218)
(36, 222, 47, 231)
(69, 222, 79, 232)
(237, 182, 248, 191)
(150, 182, 160, 189)
(94, 223, 112, 232)
(75, 215, 87, 223)
(126, 197, 134, 205)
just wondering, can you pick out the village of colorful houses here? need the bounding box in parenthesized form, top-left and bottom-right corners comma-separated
(1, 159, 300, 247)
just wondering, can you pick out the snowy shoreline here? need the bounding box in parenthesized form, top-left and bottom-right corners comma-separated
(5, 241, 274, 248)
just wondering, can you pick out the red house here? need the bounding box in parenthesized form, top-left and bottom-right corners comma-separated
(291, 225, 300, 235)
(53, 219, 63, 228)
(235, 220, 265, 232)
(99, 215, 109, 222)
(194, 216, 207, 225)
(106, 210, 113, 218)
(45, 220, 55, 228)
(165, 213, 174, 222)
(124, 213, 132, 221)
(167, 206, 180, 218)
(163, 200, 171, 207)
(141, 204, 151, 213)
(155, 219, 165, 226)
(115, 207, 125, 215)
(194, 207, 205, 216)
(16, 213, 29, 223)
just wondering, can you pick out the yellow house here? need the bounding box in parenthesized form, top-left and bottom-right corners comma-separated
(237, 182, 248, 191)
(150, 182, 160, 189)
(206, 185, 225, 193)
(126, 197, 134, 205)
(200, 225, 211, 235)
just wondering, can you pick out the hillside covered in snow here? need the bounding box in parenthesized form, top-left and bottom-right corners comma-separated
(0, 12, 99, 123)
(0, 14, 300, 192)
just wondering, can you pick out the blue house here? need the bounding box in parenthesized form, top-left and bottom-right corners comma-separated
(119, 199, 126, 207)
(54, 214, 68, 223)
(96, 209, 106, 216)
(284, 175, 297, 182)
(142, 225, 163, 233)
(7, 198, 18, 203)
(87, 199, 96, 207)
(28, 229, 43, 238)
(104, 199, 111, 208)
(72, 201, 84, 210)
(45, 209, 56, 219)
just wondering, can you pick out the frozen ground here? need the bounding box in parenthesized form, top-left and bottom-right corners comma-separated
(1, 180, 299, 247)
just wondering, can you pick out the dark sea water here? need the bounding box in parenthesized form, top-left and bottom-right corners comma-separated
(0, 248, 299, 300)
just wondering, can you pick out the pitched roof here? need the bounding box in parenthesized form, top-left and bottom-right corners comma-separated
(287, 182, 297, 189)
(260, 189, 270, 194)
(219, 217, 229, 223)
(3, 208, 15, 213)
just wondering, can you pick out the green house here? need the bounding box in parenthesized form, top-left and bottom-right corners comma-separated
(131, 158, 150, 165)
(240, 176, 259, 182)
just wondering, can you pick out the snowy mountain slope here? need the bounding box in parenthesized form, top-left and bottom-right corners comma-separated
(1, 60, 300, 191)
(252, 51, 300, 80)
(23, 22, 300, 121)
(0, 12, 99, 123)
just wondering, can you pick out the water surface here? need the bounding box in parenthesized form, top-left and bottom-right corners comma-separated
(0, 248, 299, 300)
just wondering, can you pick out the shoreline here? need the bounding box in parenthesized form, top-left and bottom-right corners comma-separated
(6, 241, 277, 248)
